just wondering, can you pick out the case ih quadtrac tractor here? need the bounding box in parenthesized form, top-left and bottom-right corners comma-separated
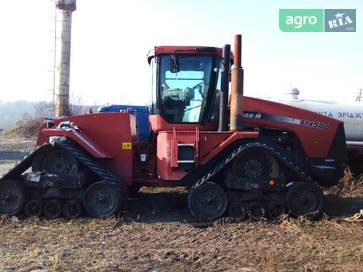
(0, 35, 346, 221)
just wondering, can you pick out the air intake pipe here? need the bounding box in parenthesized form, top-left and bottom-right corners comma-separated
(230, 34, 244, 131)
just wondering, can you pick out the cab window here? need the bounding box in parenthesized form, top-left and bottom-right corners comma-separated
(158, 55, 214, 123)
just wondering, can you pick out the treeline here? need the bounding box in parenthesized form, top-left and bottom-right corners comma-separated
(0, 100, 99, 130)
(0, 100, 39, 130)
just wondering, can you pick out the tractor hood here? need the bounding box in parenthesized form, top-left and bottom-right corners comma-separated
(242, 96, 346, 159)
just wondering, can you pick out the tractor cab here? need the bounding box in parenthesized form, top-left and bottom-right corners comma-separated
(148, 46, 222, 126)
(145, 46, 250, 182)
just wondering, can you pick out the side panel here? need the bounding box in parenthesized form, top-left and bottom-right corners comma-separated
(243, 96, 342, 158)
(156, 130, 259, 181)
(36, 113, 134, 186)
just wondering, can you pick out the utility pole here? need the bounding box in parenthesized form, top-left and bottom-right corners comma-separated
(54, 0, 76, 117)
(356, 88, 363, 102)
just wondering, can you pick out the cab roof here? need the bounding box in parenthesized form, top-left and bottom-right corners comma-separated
(147, 46, 222, 63)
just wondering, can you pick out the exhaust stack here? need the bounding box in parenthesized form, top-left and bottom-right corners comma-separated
(218, 44, 231, 132)
(230, 34, 244, 131)
(54, 0, 76, 117)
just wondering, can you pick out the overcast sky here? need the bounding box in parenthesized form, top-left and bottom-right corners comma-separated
(0, 0, 362, 105)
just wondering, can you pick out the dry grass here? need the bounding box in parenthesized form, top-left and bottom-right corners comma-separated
(0, 211, 362, 272)
(332, 168, 363, 196)
(0, 183, 362, 272)
(3, 118, 42, 139)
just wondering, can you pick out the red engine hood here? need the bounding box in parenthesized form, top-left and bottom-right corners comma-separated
(242, 96, 343, 158)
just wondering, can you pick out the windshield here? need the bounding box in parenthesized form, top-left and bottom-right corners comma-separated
(159, 55, 214, 123)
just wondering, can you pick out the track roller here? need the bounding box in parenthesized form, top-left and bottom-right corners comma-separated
(0, 180, 26, 216)
(248, 202, 266, 220)
(63, 200, 82, 219)
(228, 202, 248, 219)
(43, 199, 62, 219)
(266, 201, 284, 219)
(188, 182, 227, 221)
(24, 200, 42, 217)
(286, 182, 323, 219)
(82, 181, 121, 219)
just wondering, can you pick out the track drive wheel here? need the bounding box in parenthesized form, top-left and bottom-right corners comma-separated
(82, 181, 121, 219)
(232, 150, 280, 181)
(0, 180, 26, 216)
(32, 149, 78, 176)
(188, 182, 227, 221)
(24, 200, 42, 217)
(43, 199, 62, 219)
(286, 182, 323, 219)
(63, 200, 83, 219)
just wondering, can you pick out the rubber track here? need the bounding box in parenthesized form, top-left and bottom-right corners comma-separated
(56, 142, 125, 192)
(192, 141, 314, 190)
(189, 141, 315, 224)
(1, 141, 126, 196)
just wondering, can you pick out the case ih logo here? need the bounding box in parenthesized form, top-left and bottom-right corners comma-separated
(279, 9, 356, 32)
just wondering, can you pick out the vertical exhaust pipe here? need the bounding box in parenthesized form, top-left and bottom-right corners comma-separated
(218, 44, 231, 132)
(230, 34, 244, 131)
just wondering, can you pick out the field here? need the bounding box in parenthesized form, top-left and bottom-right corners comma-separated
(0, 135, 363, 272)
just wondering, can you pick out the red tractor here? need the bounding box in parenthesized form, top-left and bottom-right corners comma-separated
(0, 35, 346, 221)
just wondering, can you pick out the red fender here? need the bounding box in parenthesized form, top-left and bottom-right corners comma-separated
(35, 112, 134, 186)
(40, 128, 110, 158)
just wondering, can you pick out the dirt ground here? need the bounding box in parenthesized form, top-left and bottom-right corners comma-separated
(0, 134, 363, 272)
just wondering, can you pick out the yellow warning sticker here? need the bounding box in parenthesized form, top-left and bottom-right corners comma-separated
(122, 142, 132, 150)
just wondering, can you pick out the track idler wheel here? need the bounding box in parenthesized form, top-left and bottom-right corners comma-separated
(24, 200, 42, 217)
(82, 181, 121, 219)
(286, 182, 323, 219)
(266, 201, 285, 219)
(248, 202, 266, 220)
(0, 180, 26, 216)
(188, 182, 227, 221)
(43, 199, 62, 219)
(228, 202, 248, 219)
(63, 200, 82, 219)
